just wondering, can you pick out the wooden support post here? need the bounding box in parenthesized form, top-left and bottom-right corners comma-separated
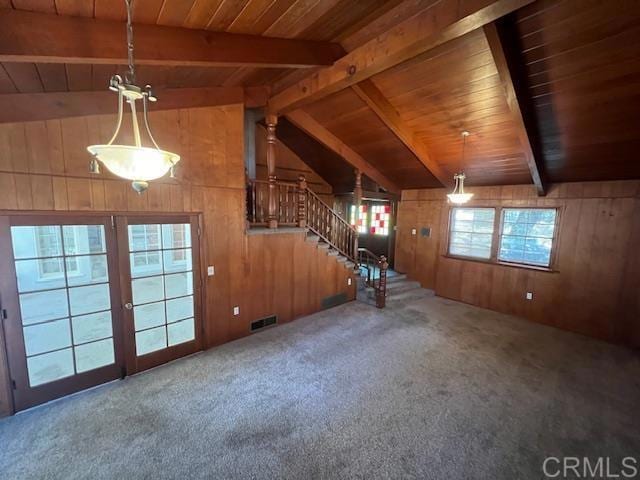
(266, 113, 278, 229)
(377, 255, 389, 309)
(353, 169, 363, 262)
(297, 174, 307, 228)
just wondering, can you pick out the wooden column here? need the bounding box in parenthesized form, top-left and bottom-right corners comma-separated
(266, 113, 278, 229)
(353, 169, 363, 260)
(297, 174, 307, 228)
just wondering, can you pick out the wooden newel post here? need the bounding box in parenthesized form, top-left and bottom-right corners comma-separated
(297, 174, 307, 228)
(353, 169, 362, 260)
(266, 113, 278, 229)
(376, 255, 388, 309)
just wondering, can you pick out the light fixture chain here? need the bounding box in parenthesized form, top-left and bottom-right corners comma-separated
(125, 0, 136, 84)
(461, 130, 468, 175)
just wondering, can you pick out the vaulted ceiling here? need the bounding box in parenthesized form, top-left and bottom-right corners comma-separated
(1, 0, 639, 193)
(0, 0, 395, 93)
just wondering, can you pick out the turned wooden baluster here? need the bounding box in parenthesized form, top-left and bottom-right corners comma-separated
(376, 255, 388, 308)
(297, 174, 307, 228)
(353, 169, 362, 267)
(266, 113, 278, 229)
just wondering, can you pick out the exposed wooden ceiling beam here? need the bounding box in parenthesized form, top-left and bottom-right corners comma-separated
(351, 80, 451, 187)
(0, 10, 343, 68)
(269, 0, 536, 114)
(483, 22, 546, 195)
(0, 86, 268, 123)
(285, 110, 400, 194)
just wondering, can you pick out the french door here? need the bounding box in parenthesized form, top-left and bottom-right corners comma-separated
(0, 213, 202, 412)
(117, 216, 202, 374)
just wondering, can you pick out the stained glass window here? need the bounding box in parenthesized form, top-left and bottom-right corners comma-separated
(370, 204, 390, 236)
(350, 205, 368, 234)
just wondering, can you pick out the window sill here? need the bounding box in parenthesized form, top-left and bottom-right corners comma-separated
(443, 255, 557, 273)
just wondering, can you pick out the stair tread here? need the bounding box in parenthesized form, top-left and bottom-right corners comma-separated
(386, 274, 407, 283)
(387, 279, 420, 286)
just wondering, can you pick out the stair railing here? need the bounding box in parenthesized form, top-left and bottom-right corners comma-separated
(305, 187, 358, 263)
(247, 175, 359, 264)
(357, 248, 388, 308)
(247, 179, 299, 227)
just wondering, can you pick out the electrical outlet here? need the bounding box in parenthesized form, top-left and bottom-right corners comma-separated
(207, 266, 215, 276)
(233, 306, 240, 316)
(411, 228, 417, 235)
(526, 292, 533, 300)
(348, 278, 352, 286)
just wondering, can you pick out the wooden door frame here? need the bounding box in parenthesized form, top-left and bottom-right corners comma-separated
(0, 214, 125, 411)
(0, 210, 205, 413)
(116, 214, 204, 374)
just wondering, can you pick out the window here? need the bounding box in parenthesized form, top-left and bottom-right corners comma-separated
(448, 208, 495, 259)
(349, 205, 368, 234)
(171, 224, 188, 262)
(35, 226, 79, 278)
(499, 208, 557, 267)
(369, 204, 390, 236)
(447, 206, 559, 269)
(129, 225, 161, 270)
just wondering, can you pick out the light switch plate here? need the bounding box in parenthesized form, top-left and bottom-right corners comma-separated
(233, 306, 240, 315)
(207, 266, 215, 276)
(526, 292, 533, 300)
(348, 278, 352, 286)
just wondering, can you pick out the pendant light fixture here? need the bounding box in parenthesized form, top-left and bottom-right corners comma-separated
(87, 0, 179, 194)
(447, 131, 474, 204)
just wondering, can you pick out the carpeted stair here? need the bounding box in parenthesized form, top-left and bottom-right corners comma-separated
(305, 232, 357, 271)
(356, 270, 430, 306)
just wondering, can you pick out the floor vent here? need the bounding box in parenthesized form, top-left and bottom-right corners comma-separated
(321, 292, 348, 310)
(250, 315, 277, 332)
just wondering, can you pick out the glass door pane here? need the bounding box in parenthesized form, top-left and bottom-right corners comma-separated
(127, 223, 196, 357)
(10, 224, 116, 387)
(0, 215, 125, 412)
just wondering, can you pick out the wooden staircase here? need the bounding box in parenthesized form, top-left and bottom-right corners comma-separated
(247, 175, 389, 307)
(304, 232, 357, 271)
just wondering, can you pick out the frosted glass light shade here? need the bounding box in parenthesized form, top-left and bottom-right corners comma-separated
(447, 192, 474, 204)
(87, 145, 179, 181)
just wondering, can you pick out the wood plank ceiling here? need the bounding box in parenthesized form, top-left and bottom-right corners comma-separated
(367, 28, 534, 187)
(1, 0, 639, 190)
(511, 0, 640, 183)
(0, 0, 395, 93)
(301, 88, 442, 189)
(294, 0, 640, 189)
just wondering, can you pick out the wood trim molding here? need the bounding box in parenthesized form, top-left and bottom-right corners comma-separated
(483, 22, 546, 195)
(0, 86, 269, 124)
(268, 0, 536, 113)
(0, 9, 344, 68)
(351, 80, 451, 188)
(285, 110, 400, 194)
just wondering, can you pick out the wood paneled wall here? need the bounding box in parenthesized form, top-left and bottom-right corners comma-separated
(395, 181, 640, 348)
(255, 123, 334, 205)
(0, 105, 355, 417)
(244, 232, 356, 328)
